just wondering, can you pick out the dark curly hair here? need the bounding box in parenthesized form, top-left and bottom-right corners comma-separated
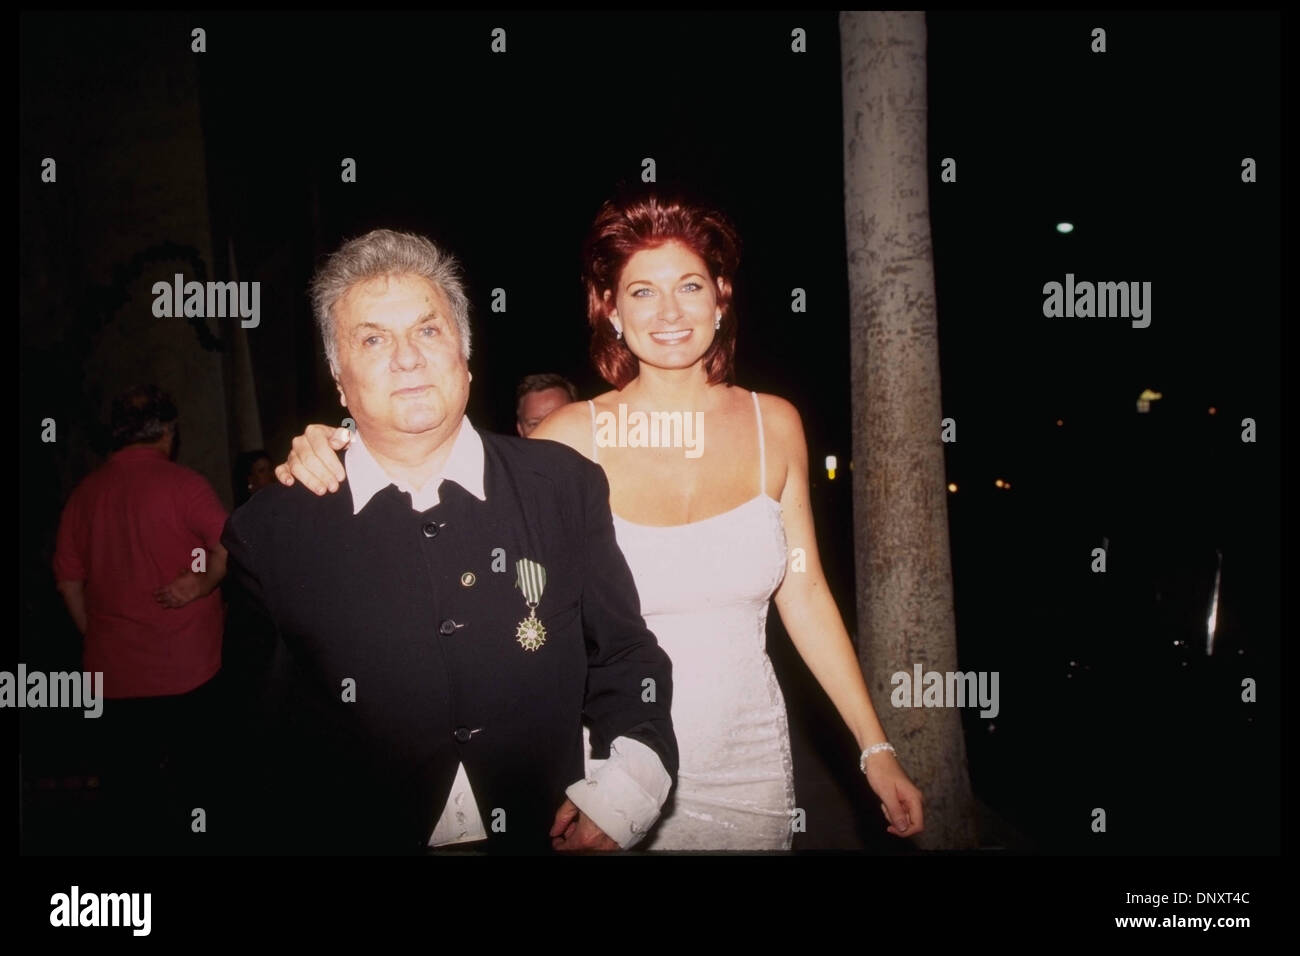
(110, 384, 177, 449)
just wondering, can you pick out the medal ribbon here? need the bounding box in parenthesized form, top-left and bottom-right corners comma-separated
(515, 558, 546, 611)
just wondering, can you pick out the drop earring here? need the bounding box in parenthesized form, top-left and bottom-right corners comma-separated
(615, 327, 623, 341)
(714, 315, 721, 331)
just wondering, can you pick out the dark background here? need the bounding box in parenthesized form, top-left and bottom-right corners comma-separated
(18, 11, 1280, 856)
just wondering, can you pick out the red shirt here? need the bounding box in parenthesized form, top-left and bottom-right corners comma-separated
(53, 445, 228, 699)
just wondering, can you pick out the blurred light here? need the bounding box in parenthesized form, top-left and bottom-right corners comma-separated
(1137, 387, 1163, 413)
(995, 479, 1005, 488)
(825, 455, 837, 480)
(1208, 406, 1217, 415)
(1056, 222, 1074, 234)
(1056, 418, 1064, 426)
(1207, 549, 1222, 655)
(947, 482, 958, 493)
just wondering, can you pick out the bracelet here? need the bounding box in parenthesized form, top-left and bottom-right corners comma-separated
(859, 742, 896, 773)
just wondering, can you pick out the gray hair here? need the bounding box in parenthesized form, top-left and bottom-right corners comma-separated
(309, 229, 472, 376)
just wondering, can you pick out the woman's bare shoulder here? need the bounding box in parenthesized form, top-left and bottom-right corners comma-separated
(750, 391, 805, 442)
(529, 399, 596, 457)
(586, 388, 622, 412)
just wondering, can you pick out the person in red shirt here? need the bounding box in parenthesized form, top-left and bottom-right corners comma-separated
(53, 384, 229, 852)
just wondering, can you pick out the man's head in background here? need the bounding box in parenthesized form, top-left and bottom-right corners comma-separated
(111, 384, 178, 458)
(516, 373, 578, 437)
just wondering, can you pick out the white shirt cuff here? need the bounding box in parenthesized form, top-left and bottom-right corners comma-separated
(565, 735, 670, 849)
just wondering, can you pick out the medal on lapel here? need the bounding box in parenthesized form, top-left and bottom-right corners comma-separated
(514, 558, 547, 652)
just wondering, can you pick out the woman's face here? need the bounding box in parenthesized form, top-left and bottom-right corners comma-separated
(607, 240, 724, 374)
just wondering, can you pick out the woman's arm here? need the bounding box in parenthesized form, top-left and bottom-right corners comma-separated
(765, 395, 924, 835)
(767, 396, 887, 750)
(275, 399, 593, 494)
(273, 425, 352, 494)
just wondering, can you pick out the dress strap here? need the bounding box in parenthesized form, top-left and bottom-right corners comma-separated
(750, 391, 766, 496)
(587, 400, 598, 463)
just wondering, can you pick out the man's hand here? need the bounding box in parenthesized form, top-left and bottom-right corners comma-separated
(154, 570, 204, 609)
(274, 424, 351, 495)
(549, 798, 619, 852)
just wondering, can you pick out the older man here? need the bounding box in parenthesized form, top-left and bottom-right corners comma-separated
(223, 229, 676, 854)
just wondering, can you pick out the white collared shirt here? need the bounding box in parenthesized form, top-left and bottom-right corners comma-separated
(343, 419, 671, 848)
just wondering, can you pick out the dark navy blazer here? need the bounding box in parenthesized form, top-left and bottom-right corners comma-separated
(221, 430, 677, 854)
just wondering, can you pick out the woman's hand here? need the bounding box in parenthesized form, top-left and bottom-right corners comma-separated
(864, 751, 925, 837)
(274, 425, 352, 495)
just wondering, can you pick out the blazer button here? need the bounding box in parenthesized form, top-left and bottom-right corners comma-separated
(439, 619, 459, 635)
(453, 727, 473, 744)
(423, 522, 440, 538)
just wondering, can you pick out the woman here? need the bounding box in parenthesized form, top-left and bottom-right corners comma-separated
(277, 193, 924, 850)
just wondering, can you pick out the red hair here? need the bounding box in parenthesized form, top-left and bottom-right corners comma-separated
(582, 192, 741, 389)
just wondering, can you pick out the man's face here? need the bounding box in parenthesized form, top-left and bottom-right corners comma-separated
(333, 273, 470, 442)
(517, 387, 571, 437)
